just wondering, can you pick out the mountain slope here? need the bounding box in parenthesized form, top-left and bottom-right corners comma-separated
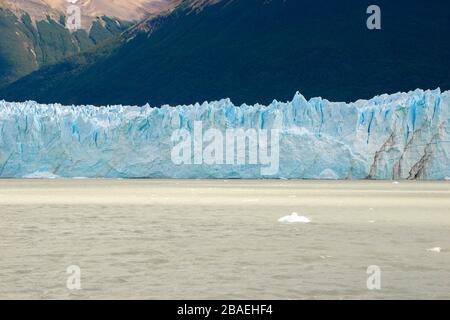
(1, 0, 450, 106)
(0, 0, 178, 87)
(0, 6, 126, 87)
(1, 0, 179, 28)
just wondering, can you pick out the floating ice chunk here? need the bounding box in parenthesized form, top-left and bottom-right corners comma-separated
(368, 220, 376, 223)
(427, 247, 442, 253)
(23, 171, 60, 179)
(392, 181, 400, 185)
(278, 212, 311, 223)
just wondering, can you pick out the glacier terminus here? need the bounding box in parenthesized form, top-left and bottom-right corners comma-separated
(0, 88, 449, 179)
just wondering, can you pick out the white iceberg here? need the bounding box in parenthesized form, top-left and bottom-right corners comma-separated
(427, 247, 442, 253)
(278, 212, 311, 224)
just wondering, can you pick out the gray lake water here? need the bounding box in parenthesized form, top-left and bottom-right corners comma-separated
(0, 180, 449, 299)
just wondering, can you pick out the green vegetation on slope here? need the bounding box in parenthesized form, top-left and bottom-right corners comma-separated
(0, 8, 130, 88)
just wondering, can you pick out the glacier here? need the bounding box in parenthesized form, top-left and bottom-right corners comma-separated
(0, 88, 449, 179)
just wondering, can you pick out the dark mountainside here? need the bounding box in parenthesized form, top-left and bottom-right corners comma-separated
(1, 0, 450, 106)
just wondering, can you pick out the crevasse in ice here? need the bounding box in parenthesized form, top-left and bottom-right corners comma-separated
(0, 88, 449, 179)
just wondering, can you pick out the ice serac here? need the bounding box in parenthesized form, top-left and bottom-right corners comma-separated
(0, 88, 449, 179)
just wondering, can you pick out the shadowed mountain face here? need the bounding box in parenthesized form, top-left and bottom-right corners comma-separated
(1, 0, 450, 106)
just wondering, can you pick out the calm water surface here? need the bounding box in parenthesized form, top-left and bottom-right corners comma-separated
(0, 180, 449, 299)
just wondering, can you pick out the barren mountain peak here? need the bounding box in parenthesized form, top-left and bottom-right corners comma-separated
(0, 0, 179, 27)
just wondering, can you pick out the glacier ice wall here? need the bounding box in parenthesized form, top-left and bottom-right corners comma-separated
(0, 88, 449, 179)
